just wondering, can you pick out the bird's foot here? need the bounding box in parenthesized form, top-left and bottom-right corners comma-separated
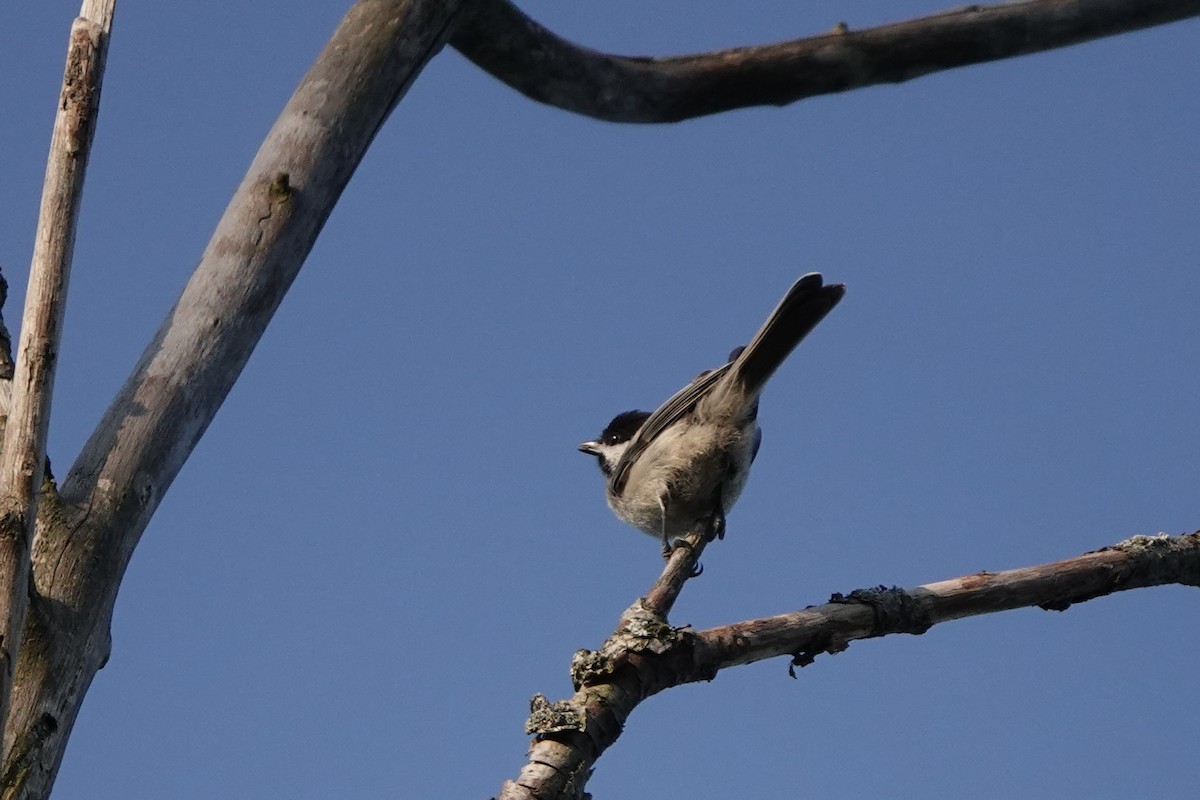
(660, 538, 704, 576)
(661, 538, 704, 576)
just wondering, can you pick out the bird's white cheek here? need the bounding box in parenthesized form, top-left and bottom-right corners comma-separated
(602, 441, 631, 468)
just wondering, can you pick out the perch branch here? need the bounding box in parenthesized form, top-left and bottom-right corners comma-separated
(0, 0, 113, 757)
(695, 533, 1200, 671)
(452, 0, 1200, 123)
(640, 527, 710, 620)
(499, 532, 1200, 799)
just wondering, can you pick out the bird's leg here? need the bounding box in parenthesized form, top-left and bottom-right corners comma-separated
(708, 486, 727, 543)
(657, 495, 704, 576)
(658, 494, 673, 559)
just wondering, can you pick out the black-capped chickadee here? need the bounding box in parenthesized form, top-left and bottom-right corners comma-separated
(579, 273, 844, 555)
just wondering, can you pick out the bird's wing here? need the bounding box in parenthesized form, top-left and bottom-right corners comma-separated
(610, 362, 734, 494)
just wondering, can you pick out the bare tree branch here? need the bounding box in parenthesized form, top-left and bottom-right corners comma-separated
(452, 0, 1200, 123)
(500, 533, 1200, 799)
(1, 2, 473, 796)
(0, 0, 113, 761)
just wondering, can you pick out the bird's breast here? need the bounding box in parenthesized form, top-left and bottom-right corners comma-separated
(608, 421, 759, 538)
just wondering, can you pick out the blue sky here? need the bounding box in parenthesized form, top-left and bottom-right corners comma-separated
(2, 2, 1198, 797)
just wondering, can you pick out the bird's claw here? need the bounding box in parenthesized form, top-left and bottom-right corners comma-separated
(661, 538, 705, 577)
(664, 537, 693, 559)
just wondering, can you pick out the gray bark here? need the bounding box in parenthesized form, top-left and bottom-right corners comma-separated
(1, 2, 469, 797)
(452, 0, 1200, 123)
(0, 0, 113, 768)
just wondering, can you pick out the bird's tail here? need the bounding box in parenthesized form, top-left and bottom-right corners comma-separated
(728, 273, 845, 395)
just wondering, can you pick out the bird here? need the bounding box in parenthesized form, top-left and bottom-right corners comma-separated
(578, 273, 844, 556)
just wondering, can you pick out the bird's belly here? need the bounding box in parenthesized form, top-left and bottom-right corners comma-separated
(609, 423, 755, 540)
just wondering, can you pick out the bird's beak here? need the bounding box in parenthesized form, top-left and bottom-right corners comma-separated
(578, 441, 600, 456)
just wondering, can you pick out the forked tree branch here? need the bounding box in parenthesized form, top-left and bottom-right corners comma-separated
(501, 533, 1200, 799)
(2, 2, 472, 797)
(452, 0, 1200, 123)
(0, 0, 113, 760)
